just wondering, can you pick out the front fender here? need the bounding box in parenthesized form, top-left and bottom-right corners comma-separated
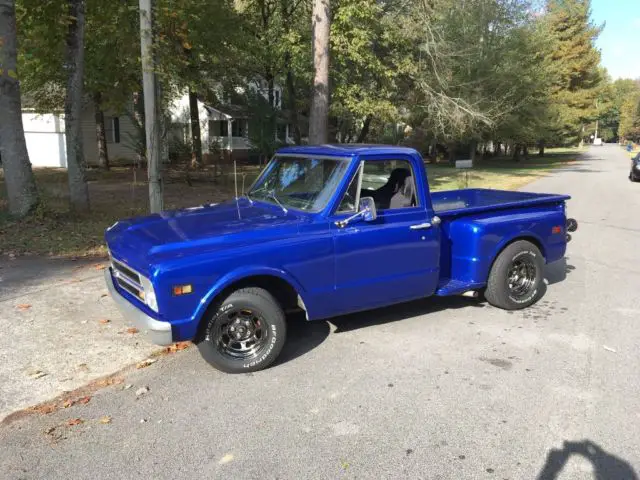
(191, 265, 309, 325)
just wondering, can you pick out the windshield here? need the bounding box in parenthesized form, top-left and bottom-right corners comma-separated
(248, 155, 350, 212)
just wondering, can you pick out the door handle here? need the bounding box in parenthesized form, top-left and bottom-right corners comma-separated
(410, 222, 432, 230)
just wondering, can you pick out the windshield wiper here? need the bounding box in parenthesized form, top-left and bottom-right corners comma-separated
(268, 190, 288, 213)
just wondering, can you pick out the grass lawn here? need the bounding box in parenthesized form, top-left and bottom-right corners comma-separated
(0, 147, 581, 257)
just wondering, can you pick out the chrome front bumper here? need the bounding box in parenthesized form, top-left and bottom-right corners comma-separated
(104, 268, 173, 345)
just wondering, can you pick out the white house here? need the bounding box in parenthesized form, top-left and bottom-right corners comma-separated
(168, 80, 301, 163)
(22, 105, 139, 168)
(21, 78, 300, 168)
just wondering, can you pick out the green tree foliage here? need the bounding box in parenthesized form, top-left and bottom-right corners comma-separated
(619, 88, 640, 143)
(592, 77, 640, 142)
(544, 0, 603, 144)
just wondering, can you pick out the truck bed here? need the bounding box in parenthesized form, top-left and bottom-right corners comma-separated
(431, 188, 570, 216)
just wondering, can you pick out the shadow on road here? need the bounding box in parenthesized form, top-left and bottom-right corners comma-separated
(537, 440, 638, 480)
(330, 295, 484, 333)
(275, 296, 484, 366)
(545, 257, 576, 286)
(276, 257, 577, 365)
(274, 312, 330, 366)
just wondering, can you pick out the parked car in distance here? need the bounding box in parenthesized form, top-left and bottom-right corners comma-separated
(630, 153, 640, 182)
(105, 145, 578, 373)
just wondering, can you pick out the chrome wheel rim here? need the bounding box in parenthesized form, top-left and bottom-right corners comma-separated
(507, 258, 537, 298)
(214, 308, 269, 360)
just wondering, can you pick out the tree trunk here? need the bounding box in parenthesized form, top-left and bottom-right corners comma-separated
(523, 144, 529, 160)
(494, 141, 501, 156)
(512, 143, 521, 162)
(139, 0, 163, 213)
(64, 0, 89, 211)
(469, 139, 477, 167)
(308, 0, 330, 144)
(538, 140, 545, 157)
(93, 92, 109, 170)
(0, 0, 39, 217)
(356, 115, 372, 143)
(448, 143, 456, 165)
(188, 87, 202, 168)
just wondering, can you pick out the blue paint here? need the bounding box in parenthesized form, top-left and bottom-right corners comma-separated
(105, 145, 572, 343)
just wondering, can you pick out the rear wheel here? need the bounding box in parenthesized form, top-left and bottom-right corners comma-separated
(197, 288, 286, 373)
(485, 240, 544, 310)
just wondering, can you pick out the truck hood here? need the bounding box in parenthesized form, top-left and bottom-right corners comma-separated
(105, 199, 305, 273)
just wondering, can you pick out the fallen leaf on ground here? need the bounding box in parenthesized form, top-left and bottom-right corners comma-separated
(136, 358, 157, 369)
(33, 404, 57, 415)
(17, 304, 31, 311)
(100, 293, 108, 298)
(93, 377, 123, 388)
(63, 399, 74, 408)
(126, 327, 139, 334)
(67, 418, 84, 426)
(99, 318, 111, 324)
(44, 426, 56, 435)
(165, 342, 190, 353)
(78, 396, 91, 404)
(99, 416, 112, 424)
(93, 264, 107, 270)
(219, 454, 234, 465)
(28, 370, 48, 380)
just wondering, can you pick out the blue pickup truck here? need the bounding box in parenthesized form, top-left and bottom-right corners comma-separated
(105, 145, 577, 373)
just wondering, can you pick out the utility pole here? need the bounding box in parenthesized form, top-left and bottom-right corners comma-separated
(139, 0, 163, 213)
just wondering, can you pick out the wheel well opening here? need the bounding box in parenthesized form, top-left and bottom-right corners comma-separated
(513, 236, 546, 260)
(486, 236, 546, 282)
(221, 275, 300, 312)
(196, 275, 301, 342)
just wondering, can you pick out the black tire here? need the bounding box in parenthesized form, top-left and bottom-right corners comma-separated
(197, 288, 286, 373)
(485, 240, 545, 310)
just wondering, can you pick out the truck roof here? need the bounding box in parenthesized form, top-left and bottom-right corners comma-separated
(276, 144, 420, 157)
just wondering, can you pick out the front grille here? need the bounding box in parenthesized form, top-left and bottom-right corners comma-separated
(111, 257, 145, 301)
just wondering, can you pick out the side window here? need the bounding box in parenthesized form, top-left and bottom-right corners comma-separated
(337, 159, 418, 213)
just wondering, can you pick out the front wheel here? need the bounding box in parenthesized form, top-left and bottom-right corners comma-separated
(197, 288, 287, 373)
(484, 240, 545, 310)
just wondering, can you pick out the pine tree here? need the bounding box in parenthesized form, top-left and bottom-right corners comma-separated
(545, 0, 603, 144)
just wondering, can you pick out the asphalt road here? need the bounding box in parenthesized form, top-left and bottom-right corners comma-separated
(1, 145, 639, 480)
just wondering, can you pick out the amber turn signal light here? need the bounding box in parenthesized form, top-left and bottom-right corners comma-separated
(172, 284, 193, 296)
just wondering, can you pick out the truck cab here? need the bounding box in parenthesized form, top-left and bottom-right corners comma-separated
(105, 145, 577, 373)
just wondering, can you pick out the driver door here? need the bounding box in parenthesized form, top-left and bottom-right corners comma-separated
(330, 156, 440, 315)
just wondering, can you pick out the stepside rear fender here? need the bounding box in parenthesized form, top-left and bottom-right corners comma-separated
(441, 203, 567, 285)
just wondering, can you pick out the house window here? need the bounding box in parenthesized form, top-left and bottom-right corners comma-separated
(105, 117, 120, 143)
(212, 120, 228, 137)
(231, 120, 245, 137)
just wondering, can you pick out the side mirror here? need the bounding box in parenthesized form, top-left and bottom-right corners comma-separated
(335, 196, 377, 228)
(359, 196, 377, 222)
